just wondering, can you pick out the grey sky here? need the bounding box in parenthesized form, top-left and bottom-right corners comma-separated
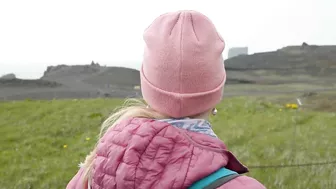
(0, 0, 335, 79)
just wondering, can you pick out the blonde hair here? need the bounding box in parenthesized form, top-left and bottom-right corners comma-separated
(82, 98, 169, 185)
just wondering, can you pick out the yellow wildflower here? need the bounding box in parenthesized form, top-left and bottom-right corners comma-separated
(63, 144, 68, 148)
(291, 104, 298, 109)
(285, 103, 299, 109)
(86, 137, 91, 141)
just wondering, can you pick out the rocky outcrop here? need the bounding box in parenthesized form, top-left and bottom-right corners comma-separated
(40, 61, 140, 89)
(0, 73, 16, 80)
(42, 63, 102, 79)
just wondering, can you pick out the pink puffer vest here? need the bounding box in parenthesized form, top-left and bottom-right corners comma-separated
(67, 118, 266, 189)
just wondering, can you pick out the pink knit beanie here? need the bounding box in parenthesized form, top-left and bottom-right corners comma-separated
(140, 10, 226, 118)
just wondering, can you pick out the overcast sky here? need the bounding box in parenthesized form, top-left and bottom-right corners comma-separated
(0, 0, 335, 79)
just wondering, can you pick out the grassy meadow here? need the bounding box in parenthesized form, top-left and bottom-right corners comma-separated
(0, 93, 335, 189)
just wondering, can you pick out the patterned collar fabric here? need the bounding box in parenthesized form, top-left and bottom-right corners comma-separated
(158, 118, 218, 138)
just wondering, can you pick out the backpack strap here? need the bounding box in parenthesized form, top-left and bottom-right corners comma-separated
(189, 167, 239, 189)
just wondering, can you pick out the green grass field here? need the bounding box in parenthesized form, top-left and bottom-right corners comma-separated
(1, 95, 335, 189)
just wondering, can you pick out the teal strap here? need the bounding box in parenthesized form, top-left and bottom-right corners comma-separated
(189, 167, 238, 189)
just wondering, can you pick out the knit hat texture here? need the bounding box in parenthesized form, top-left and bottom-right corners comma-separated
(140, 10, 226, 118)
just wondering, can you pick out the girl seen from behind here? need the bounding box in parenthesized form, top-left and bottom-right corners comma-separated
(67, 10, 266, 189)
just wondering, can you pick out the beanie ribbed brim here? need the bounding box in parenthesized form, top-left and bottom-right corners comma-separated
(140, 67, 226, 118)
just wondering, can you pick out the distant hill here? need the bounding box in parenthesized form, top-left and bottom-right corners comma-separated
(41, 63, 140, 89)
(0, 62, 141, 100)
(1, 44, 336, 100)
(0, 73, 16, 80)
(225, 43, 336, 77)
(0, 73, 62, 88)
(0, 78, 62, 88)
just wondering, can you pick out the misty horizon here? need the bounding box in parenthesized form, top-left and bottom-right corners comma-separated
(1, 42, 335, 79)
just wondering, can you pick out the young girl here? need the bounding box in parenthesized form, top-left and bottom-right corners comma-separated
(67, 10, 266, 189)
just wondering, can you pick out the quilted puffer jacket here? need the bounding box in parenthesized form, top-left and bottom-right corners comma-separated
(67, 118, 266, 189)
